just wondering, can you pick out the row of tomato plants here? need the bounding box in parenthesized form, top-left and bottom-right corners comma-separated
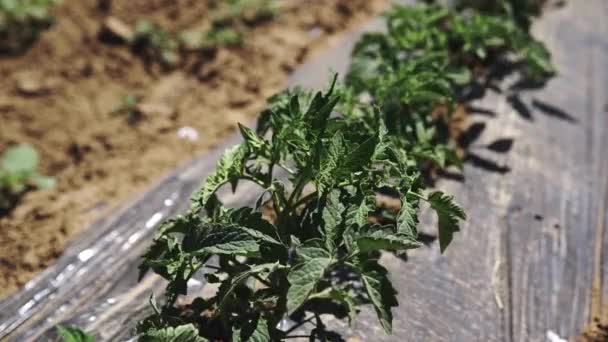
(59, 1, 556, 341)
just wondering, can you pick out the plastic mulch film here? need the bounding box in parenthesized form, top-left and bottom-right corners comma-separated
(0, 133, 240, 341)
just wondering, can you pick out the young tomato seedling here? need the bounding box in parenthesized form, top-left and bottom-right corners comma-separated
(0, 0, 61, 53)
(0, 144, 54, 213)
(137, 78, 466, 340)
(349, 4, 555, 91)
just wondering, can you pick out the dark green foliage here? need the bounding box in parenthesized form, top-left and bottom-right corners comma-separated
(201, 27, 242, 49)
(113, 94, 141, 124)
(0, 0, 60, 53)
(131, 21, 181, 68)
(130, 1, 277, 68)
(0, 144, 54, 212)
(426, 0, 546, 31)
(342, 55, 460, 169)
(136, 1, 556, 340)
(348, 4, 554, 89)
(342, 3, 555, 172)
(138, 79, 466, 340)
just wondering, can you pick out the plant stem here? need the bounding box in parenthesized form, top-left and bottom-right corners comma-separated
(293, 191, 318, 208)
(240, 175, 268, 188)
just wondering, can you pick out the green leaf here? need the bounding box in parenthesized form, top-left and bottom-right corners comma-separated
(194, 144, 247, 207)
(140, 324, 208, 342)
(249, 317, 271, 342)
(226, 208, 282, 245)
(239, 123, 267, 152)
(2, 144, 38, 174)
(396, 193, 419, 239)
(57, 326, 94, 342)
(328, 288, 358, 324)
(238, 226, 282, 246)
(306, 92, 340, 132)
(372, 121, 390, 160)
(219, 262, 278, 311)
(232, 316, 271, 342)
(427, 191, 466, 252)
(308, 287, 359, 325)
(322, 189, 345, 251)
(446, 67, 472, 85)
(286, 257, 332, 315)
(195, 225, 260, 256)
(296, 245, 331, 261)
(343, 135, 378, 172)
(316, 133, 346, 193)
(345, 195, 373, 227)
(355, 227, 420, 253)
(359, 262, 398, 334)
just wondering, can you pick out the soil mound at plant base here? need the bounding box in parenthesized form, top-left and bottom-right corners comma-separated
(0, 0, 385, 299)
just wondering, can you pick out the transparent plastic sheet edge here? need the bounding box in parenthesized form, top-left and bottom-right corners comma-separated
(0, 134, 242, 341)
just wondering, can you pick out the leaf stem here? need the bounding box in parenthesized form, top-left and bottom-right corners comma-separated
(240, 175, 268, 188)
(293, 191, 318, 208)
(408, 191, 427, 202)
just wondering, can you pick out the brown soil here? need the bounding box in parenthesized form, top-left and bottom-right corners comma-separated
(580, 305, 608, 342)
(0, 0, 386, 299)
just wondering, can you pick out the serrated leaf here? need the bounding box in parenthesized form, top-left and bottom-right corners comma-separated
(56, 326, 94, 342)
(219, 263, 278, 311)
(396, 193, 419, 238)
(140, 324, 207, 342)
(286, 257, 332, 315)
(372, 121, 390, 160)
(355, 227, 420, 253)
(233, 316, 271, 342)
(322, 189, 345, 251)
(428, 191, 466, 252)
(316, 133, 346, 193)
(345, 196, 373, 227)
(296, 245, 330, 261)
(359, 262, 398, 334)
(195, 225, 259, 256)
(249, 317, 270, 342)
(307, 93, 340, 132)
(195, 144, 247, 207)
(343, 135, 378, 172)
(239, 123, 267, 152)
(238, 226, 282, 246)
(224, 208, 282, 245)
(329, 288, 358, 324)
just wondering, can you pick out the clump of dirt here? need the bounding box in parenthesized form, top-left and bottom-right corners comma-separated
(580, 315, 608, 342)
(0, 0, 386, 299)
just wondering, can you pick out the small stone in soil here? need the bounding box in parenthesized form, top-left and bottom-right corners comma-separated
(101, 16, 134, 42)
(15, 72, 56, 96)
(177, 126, 199, 142)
